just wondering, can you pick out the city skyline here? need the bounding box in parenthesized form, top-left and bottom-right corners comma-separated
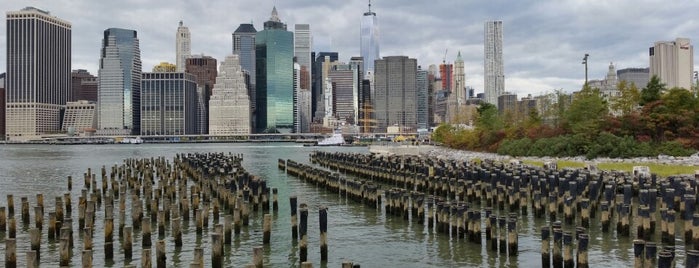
(1, 1, 699, 97)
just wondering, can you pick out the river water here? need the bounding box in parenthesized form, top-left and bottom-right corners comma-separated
(0, 143, 675, 267)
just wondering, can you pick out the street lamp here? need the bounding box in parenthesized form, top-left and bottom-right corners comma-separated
(582, 53, 589, 86)
(694, 71, 698, 96)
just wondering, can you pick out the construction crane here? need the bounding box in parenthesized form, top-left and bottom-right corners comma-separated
(443, 48, 448, 64)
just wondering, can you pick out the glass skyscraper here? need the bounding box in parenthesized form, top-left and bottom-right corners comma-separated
(140, 72, 197, 136)
(360, 2, 380, 76)
(5, 7, 71, 140)
(255, 7, 294, 133)
(484, 20, 504, 108)
(98, 28, 142, 135)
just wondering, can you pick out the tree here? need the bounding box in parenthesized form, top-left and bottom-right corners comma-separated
(475, 103, 502, 132)
(565, 85, 608, 139)
(640, 75, 665, 105)
(610, 80, 641, 116)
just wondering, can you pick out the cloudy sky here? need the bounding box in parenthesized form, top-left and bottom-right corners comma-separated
(1, 0, 698, 97)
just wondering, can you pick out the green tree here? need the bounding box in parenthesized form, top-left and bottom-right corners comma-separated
(565, 85, 608, 139)
(640, 75, 665, 105)
(610, 80, 641, 116)
(476, 103, 502, 132)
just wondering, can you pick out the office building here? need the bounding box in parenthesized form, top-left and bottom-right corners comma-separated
(617, 67, 650, 88)
(62, 100, 97, 135)
(176, 21, 191, 72)
(311, 52, 339, 121)
(587, 62, 619, 101)
(232, 23, 257, 118)
(5, 7, 71, 140)
(140, 72, 197, 135)
(416, 67, 429, 129)
(71, 69, 98, 102)
(328, 63, 360, 124)
(255, 7, 294, 133)
(294, 24, 312, 91)
(498, 92, 517, 114)
(360, 1, 379, 76)
(447, 52, 466, 123)
(0, 73, 4, 139)
(485, 20, 504, 108)
(374, 56, 417, 132)
(186, 55, 218, 134)
(439, 63, 453, 93)
(209, 55, 251, 135)
(650, 38, 694, 90)
(97, 28, 142, 135)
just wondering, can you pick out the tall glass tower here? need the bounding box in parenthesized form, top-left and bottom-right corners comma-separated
(98, 28, 142, 135)
(5, 7, 71, 140)
(484, 20, 504, 108)
(255, 7, 294, 133)
(360, 1, 380, 77)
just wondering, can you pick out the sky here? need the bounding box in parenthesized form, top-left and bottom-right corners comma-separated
(1, 0, 698, 97)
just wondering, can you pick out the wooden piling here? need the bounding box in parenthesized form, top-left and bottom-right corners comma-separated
(644, 242, 657, 267)
(5, 238, 16, 268)
(562, 231, 573, 268)
(142, 248, 152, 268)
(224, 215, 232, 245)
(541, 227, 550, 268)
(124, 226, 133, 260)
(319, 206, 328, 261)
(8, 217, 16, 239)
(211, 233, 223, 268)
(552, 224, 563, 268)
(7, 195, 14, 218)
(143, 217, 152, 248)
(156, 240, 166, 268)
(290, 196, 298, 240)
(300, 204, 309, 263)
(507, 217, 517, 256)
(82, 250, 92, 268)
(21, 197, 29, 225)
(29, 228, 40, 262)
(272, 188, 279, 211)
(633, 239, 644, 268)
(253, 246, 263, 268)
(0, 207, 6, 232)
(60, 237, 70, 266)
(576, 233, 589, 268)
(26, 250, 37, 268)
(173, 217, 182, 247)
(263, 213, 272, 244)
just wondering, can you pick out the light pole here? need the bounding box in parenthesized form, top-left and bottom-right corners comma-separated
(582, 53, 589, 86)
(694, 71, 698, 97)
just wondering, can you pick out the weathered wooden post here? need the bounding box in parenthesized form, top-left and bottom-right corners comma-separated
(105, 216, 114, 260)
(5, 238, 16, 268)
(211, 233, 223, 268)
(143, 217, 152, 248)
(253, 246, 263, 268)
(633, 239, 644, 268)
(319, 206, 328, 261)
(82, 250, 92, 268)
(263, 213, 272, 244)
(576, 233, 589, 268)
(562, 231, 573, 268)
(26, 250, 37, 268)
(644, 242, 657, 267)
(0, 207, 6, 232)
(21, 197, 29, 225)
(124, 226, 133, 260)
(173, 217, 182, 247)
(541, 227, 550, 268)
(142, 248, 152, 268)
(300, 204, 309, 263)
(29, 228, 40, 262)
(290, 196, 298, 240)
(272, 188, 279, 211)
(7, 195, 14, 218)
(224, 215, 232, 245)
(8, 217, 17, 238)
(552, 223, 563, 268)
(156, 240, 166, 268)
(507, 217, 517, 256)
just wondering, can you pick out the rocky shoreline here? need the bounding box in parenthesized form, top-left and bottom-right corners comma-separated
(421, 146, 699, 167)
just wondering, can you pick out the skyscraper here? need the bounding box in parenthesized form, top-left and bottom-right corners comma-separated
(617, 67, 650, 88)
(416, 67, 429, 129)
(255, 7, 294, 133)
(0, 73, 5, 140)
(650, 38, 694, 90)
(328, 64, 360, 124)
(5, 7, 71, 140)
(311, 52, 338, 122)
(484, 20, 504, 108)
(232, 23, 257, 115)
(97, 28, 142, 135)
(294, 24, 312, 91)
(209, 55, 251, 135)
(186, 55, 218, 134)
(439, 63, 453, 93)
(374, 56, 417, 132)
(140, 72, 197, 135)
(360, 1, 380, 77)
(446, 52, 466, 123)
(176, 21, 191, 72)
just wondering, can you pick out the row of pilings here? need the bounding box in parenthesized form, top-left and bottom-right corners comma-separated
(0, 152, 355, 268)
(287, 151, 699, 267)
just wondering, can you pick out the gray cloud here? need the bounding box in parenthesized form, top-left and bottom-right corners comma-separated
(1, 0, 698, 97)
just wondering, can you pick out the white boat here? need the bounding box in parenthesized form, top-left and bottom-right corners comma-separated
(316, 133, 345, 146)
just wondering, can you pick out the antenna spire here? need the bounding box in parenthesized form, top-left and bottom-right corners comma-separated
(368, 0, 372, 12)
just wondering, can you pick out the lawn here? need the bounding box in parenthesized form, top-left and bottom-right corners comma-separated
(521, 159, 698, 177)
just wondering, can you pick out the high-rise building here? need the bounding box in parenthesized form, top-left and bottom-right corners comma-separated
(484, 20, 504, 108)
(497, 92, 517, 114)
(5, 7, 71, 140)
(232, 23, 257, 120)
(328, 64, 360, 124)
(617, 67, 650, 88)
(0, 73, 5, 140)
(360, 1, 380, 76)
(650, 38, 694, 90)
(311, 52, 338, 122)
(255, 7, 294, 133)
(416, 67, 429, 129)
(439, 63, 453, 93)
(186, 55, 218, 134)
(294, 24, 312, 90)
(446, 52, 467, 123)
(209, 55, 251, 135)
(176, 21, 191, 72)
(71, 69, 98, 102)
(141, 72, 197, 135)
(62, 100, 97, 135)
(97, 28, 142, 135)
(373, 56, 417, 132)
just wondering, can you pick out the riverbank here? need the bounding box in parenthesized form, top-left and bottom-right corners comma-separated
(421, 146, 699, 177)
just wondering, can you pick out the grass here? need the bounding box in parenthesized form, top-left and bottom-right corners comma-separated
(521, 159, 699, 177)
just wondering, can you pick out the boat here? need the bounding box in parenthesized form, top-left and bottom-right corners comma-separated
(315, 133, 346, 146)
